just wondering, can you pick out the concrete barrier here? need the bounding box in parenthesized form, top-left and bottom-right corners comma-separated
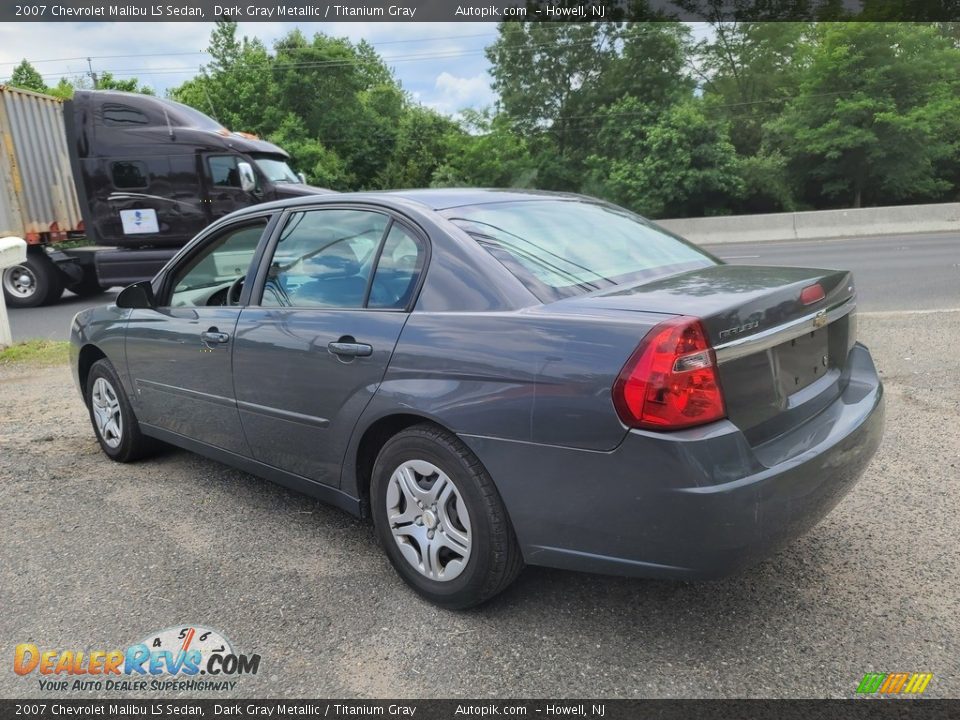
(656, 202, 960, 245)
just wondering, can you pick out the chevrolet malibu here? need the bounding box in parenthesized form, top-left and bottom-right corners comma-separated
(70, 190, 884, 608)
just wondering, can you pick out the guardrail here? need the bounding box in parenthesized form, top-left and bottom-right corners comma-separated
(656, 202, 960, 245)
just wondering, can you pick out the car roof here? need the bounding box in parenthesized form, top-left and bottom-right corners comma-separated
(229, 188, 591, 220)
(382, 188, 586, 209)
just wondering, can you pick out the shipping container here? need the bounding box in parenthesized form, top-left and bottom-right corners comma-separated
(0, 85, 83, 240)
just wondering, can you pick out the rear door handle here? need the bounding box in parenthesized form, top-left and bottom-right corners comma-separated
(201, 329, 230, 344)
(328, 341, 373, 357)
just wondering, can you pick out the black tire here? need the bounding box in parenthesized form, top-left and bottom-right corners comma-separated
(371, 424, 524, 609)
(1, 254, 64, 308)
(67, 273, 106, 298)
(85, 358, 158, 462)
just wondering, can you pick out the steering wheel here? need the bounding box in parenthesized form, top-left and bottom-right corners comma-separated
(227, 276, 245, 306)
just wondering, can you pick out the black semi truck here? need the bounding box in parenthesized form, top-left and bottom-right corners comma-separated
(0, 85, 329, 307)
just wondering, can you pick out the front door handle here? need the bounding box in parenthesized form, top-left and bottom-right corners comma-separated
(201, 329, 230, 344)
(328, 341, 373, 357)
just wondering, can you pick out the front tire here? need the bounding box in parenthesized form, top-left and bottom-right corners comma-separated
(85, 359, 157, 462)
(371, 424, 524, 609)
(2, 255, 64, 308)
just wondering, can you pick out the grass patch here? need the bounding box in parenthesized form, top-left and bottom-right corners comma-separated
(0, 339, 69, 366)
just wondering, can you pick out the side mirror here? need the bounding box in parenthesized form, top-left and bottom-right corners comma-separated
(297, 172, 307, 185)
(116, 281, 156, 309)
(237, 162, 257, 193)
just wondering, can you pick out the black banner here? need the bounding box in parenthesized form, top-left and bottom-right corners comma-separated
(5, 0, 960, 23)
(2, 700, 959, 720)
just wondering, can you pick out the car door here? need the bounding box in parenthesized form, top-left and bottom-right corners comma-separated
(124, 216, 272, 455)
(232, 207, 428, 486)
(203, 154, 254, 222)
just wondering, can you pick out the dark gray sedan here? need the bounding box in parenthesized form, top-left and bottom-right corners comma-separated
(70, 190, 884, 608)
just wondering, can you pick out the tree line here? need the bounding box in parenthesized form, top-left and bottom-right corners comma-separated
(6, 21, 960, 219)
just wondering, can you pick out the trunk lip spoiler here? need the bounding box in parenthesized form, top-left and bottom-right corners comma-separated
(714, 296, 856, 365)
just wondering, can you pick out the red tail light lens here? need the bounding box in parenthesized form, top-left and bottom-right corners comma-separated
(612, 316, 726, 430)
(800, 283, 825, 305)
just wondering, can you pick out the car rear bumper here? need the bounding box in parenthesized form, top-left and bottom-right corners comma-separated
(460, 342, 884, 579)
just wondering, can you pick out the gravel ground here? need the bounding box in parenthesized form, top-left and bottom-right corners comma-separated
(1, 313, 957, 699)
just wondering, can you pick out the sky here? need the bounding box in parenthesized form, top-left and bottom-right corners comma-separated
(0, 22, 502, 116)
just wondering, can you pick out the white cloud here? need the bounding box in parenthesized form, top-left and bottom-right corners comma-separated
(430, 71, 495, 115)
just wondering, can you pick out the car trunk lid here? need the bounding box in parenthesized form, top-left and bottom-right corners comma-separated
(551, 264, 858, 446)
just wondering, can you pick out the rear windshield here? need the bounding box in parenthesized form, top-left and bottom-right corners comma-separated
(444, 199, 716, 301)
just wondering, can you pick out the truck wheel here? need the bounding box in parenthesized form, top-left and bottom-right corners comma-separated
(66, 273, 106, 298)
(1, 254, 64, 308)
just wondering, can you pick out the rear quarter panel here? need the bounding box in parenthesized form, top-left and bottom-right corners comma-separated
(341, 306, 669, 496)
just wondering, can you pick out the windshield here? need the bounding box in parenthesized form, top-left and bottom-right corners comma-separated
(444, 199, 717, 301)
(253, 156, 301, 184)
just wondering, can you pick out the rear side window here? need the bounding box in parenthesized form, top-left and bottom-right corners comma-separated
(368, 224, 425, 309)
(112, 161, 148, 189)
(445, 200, 716, 301)
(261, 209, 389, 309)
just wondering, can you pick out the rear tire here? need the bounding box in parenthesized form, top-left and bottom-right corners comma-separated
(85, 358, 158, 462)
(371, 424, 524, 609)
(2, 254, 63, 308)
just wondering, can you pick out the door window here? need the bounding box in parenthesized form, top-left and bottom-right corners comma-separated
(208, 156, 242, 188)
(167, 220, 267, 307)
(368, 223, 426, 309)
(261, 210, 389, 309)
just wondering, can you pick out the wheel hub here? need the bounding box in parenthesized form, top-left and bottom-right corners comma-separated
(421, 509, 438, 529)
(385, 459, 473, 582)
(3, 265, 37, 298)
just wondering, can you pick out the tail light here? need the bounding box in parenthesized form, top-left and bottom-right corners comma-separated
(800, 283, 825, 305)
(612, 316, 726, 430)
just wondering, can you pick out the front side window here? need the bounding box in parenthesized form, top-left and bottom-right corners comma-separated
(261, 210, 389, 309)
(444, 200, 716, 301)
(167, 221, 266, 307)
(208, 156, 241, 188)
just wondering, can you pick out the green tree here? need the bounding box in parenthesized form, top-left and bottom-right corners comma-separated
(587, 98, 743, 218)
(431, 110, 537, 189)
(695, 22, 812, 156)
(267, 114, 350, 189)
(771, 22, 960, 207)
(9, 59, 46, 93)
(171, 20, 276, 134)
(96, 72, 155, 95)
(380, 106, 461, 189)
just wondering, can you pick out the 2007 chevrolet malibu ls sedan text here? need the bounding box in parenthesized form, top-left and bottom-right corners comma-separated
(70, 190, 884, 608)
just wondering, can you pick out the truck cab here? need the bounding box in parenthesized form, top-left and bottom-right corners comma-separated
(1, 87, 329, 307)
(63, 90, 329, 290)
